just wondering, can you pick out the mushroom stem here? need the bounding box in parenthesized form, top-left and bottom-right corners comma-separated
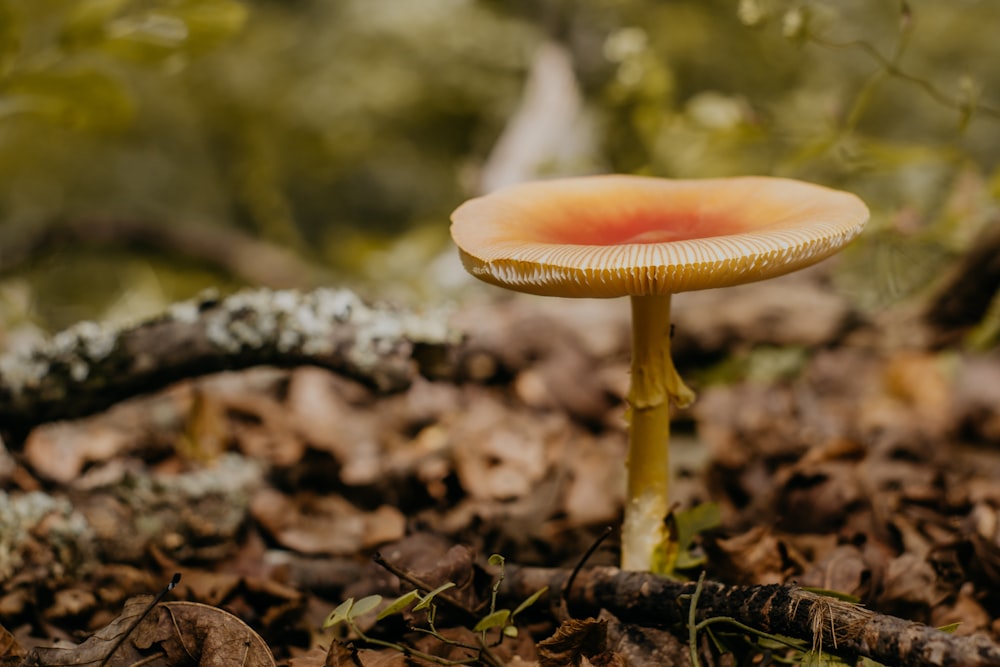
(622, 294, 695, 572)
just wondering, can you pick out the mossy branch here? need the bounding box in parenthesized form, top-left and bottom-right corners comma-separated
(500, 565, 1000, 667)
(0, 287, 456, 447)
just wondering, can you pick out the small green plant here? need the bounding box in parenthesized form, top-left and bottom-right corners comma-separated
(323, 554, 547, 666)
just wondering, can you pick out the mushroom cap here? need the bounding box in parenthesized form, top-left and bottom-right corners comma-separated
(450, 175, 870, 298)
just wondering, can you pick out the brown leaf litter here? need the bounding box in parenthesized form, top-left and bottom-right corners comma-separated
(2, 270, 1000, 665)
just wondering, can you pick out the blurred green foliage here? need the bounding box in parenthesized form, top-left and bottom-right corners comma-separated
(0, 0, 998, 333)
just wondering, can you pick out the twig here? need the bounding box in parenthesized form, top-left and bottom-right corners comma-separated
(809, 34, 1000, 123)
(99, 573, 181, 667)
(500, 565, 1000, 667)
(561, 525, 613, 607)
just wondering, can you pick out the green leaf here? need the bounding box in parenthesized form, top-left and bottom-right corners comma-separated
(510, 586, 547, 620)
(412, 582, 455, 611)
(938, 622, 961, 634)
(671, 502, 722, 570)
(502, 625, 518, 638)
(323, 598, 354, 629)
(376, 590, 420, 620)
(1, 66, 134, 130)
(473, 609, 510, 633)
(488, 554, 505, 567)
(348, 595, 382, 619)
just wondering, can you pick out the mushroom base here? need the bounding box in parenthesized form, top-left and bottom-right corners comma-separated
(621, 488, 669, 572)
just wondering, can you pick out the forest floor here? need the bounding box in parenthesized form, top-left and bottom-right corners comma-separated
(2, 267, 1000, 666)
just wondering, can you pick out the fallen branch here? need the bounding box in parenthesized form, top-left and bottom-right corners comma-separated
(501, 565, 1000, 667)
(0, 217, 330, 288)
(0, 287, 456, 447)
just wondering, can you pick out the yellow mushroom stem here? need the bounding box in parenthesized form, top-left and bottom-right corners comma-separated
(621, 294, 695, 572)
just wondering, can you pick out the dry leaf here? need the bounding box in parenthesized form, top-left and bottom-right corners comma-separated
(137, 601, 276, 667)
(0, 623, 26, 667)
(30, 595, 155, 667)
(707, 526, 789, 585)
(30, 596, 276, 667)
(252, 489, 405, 555)
(798, 545, 871, 599)
(538, 618, 613, 667)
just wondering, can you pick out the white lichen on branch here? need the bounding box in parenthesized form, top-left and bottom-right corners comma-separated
(195, 287, 453, 373)
(0, 318, 119, 390)
(0, 287, 456, 444)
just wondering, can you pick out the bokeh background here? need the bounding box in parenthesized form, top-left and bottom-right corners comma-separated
(0, 0, 998, 344)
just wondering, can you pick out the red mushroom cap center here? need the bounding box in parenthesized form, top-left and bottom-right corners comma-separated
(538, 211, 744, 246)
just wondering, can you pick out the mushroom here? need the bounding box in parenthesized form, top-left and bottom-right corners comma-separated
(450, 175, 869, 572)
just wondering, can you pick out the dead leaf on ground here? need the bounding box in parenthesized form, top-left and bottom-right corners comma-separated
(24, 423, 134, 484)
(251, 489, 405, 555)
(797, 545, 871, 600)
(931, 583, 991, 636)
(878, 553, 947, 620)
(0, 623, 26, 666)
(602, 610, 690, 667)
(29, 596, 276, 667)
(561, 433, 625, 526)
(286, 645, 326, 667)
(706, 526, 790, 586)
(142, 601, 276, 667)
(538, 617, 613, 666)
(674, 273, 855, 353)
(451, 391, 565, 502)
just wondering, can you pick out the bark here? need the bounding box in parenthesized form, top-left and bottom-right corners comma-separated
(0, 287, 456, 447)
(501, 565, 1000, 667)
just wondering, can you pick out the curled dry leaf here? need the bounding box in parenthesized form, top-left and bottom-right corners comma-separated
(537, 617, 615, 667)
(134, 601, 275, 667)
(29, 595, 275, 667)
